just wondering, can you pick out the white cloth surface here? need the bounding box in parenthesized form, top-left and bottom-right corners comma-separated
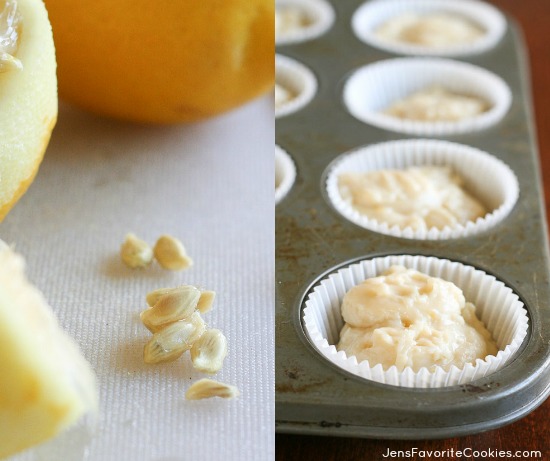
(0, 96, 274, 461)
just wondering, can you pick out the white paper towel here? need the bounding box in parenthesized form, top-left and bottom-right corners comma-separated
(0, 96, 274, 461)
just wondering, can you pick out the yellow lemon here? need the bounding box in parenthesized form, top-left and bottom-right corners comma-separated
(0, 0, 57, 222)
(0, 241, 97, 459)
(43, 0, 274, 123)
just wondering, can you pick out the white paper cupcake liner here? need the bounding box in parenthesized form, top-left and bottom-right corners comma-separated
(342, 57, 512, 136)
(276, 0, 335, 46)
(326, 139, 518, 240)
(352, 0, 506, 57)
(275, 54, 318, 118)
(302, 255, 529, 388)
(275, 145, 297, 204)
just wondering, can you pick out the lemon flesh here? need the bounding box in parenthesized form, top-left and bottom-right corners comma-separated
(0, 241, 97, 459)
(0, 0, 57, 222)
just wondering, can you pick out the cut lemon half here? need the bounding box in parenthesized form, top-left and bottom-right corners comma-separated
(0, 241, 97, 459)
(0, 0, 57, 222)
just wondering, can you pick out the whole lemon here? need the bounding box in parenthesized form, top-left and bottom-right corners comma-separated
(43, 0, 274, 123)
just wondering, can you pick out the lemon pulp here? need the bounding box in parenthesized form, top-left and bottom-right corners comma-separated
(0, 240, 97, 458)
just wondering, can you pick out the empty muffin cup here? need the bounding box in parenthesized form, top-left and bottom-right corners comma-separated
(343, 57, 511, 136)
(352, 0, 506, 57)
(276, 145, 297, 204)
(275, 54, 318, 118)
(325, 139, 518, 240)
(302, 254, 529, 388)
(276, 0, 335, 46)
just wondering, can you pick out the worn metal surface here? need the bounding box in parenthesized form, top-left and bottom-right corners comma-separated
(275, 0, 550, 439)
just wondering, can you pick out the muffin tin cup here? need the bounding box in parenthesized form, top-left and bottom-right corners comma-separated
(276, 145, 297, 204)
(276, 54, 318, 118)
(302, 255, 529, 388)
(276, 0, 335, 46)
(352, 0, 506, 57)
(325, 139, 519, 240)
(342, 57, 512, 136)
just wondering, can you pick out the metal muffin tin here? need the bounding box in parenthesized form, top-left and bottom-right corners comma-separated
(275, 0, 550, 438)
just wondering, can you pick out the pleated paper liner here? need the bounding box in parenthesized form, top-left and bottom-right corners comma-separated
(325, 139, 519, 240)
(343, 57, 511, 136)
(276, 0, 335, 46)
(351, 0, 506, 57)
(302, 255, 529, 388)
(275, 144, 297, 204)
(275, 54, 317, 119)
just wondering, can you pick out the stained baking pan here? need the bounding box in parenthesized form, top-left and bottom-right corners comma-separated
(275, 0, 550, 438)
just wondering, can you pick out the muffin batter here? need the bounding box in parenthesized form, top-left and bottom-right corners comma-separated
(275, 5, 311, 39)
(383, 86, 489, 122)
(374, 12, 485, 48)
(337, 265, 498, 372)
(275, 82, 294, 108)
(337, 166, 486, 232)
